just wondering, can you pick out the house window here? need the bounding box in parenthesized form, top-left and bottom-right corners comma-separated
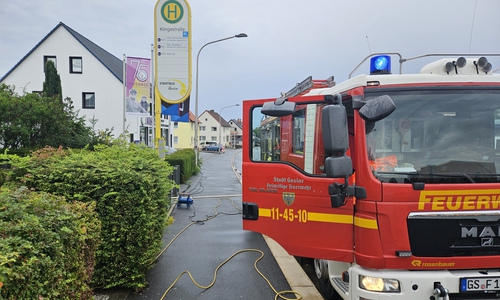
(211, 137, 217, 142)
(43, 56, 57, 70)
(174, 122, 178, 129)
(70, 57, 82, 73)
(211, 127, 217, 132)
(200, 136, 206, 142)
(200, 126, 206, 131)
(83, 92, 95, 109)
(173, 136, 178, 144)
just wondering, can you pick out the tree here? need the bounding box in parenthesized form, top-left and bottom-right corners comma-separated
(0, 83, 102, 151)
(0, 84, 47, 151)
(42, 60, 62, 101)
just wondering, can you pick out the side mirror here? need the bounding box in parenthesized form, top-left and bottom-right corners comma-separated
(322, 95, 353, 178)
(261, 100, 296, 117)
(322, 98, 349, 154)
(325, 156, 352, 178)
(359, 95, 396, 123)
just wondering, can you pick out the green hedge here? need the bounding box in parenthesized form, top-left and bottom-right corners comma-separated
(165, 148, 198, 183)
(0, 187, 101, 299)
(6, 143, 177, 290)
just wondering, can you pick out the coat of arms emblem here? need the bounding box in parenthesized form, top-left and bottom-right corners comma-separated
(283, 192, 295, 206)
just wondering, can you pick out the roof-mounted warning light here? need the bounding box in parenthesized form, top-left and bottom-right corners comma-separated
(350, 53, 499, 78)
(444, 57, 467, 74)
(475, 57, 492, 73)
(370, 55, 391, 75)
(420, 56, 496, 75)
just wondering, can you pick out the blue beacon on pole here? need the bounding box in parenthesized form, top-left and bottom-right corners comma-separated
(370, 55, 391, 74)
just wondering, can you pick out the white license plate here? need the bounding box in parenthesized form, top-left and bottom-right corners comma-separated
(460, 277, 500, 292)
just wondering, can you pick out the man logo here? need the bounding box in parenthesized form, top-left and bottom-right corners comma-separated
(482, 238, 494, 247)
(283, 193, 295, 206)
(161, 0, 184, 24)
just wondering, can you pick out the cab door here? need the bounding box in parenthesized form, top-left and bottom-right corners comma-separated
(242, 99, 355, 262)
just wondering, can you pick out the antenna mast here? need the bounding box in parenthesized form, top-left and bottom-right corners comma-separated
(468, 0, 478, 53)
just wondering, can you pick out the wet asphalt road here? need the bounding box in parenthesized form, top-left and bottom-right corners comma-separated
(127, 149, 295, 300)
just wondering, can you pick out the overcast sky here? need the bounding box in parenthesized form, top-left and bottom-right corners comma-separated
(1, 0, 499, 122)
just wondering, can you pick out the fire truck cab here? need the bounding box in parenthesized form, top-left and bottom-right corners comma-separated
(242, 53, 500, 299)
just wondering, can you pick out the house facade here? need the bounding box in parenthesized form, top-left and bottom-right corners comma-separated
(0, 22, 170, 147)
(197, 109, 236, 147)
(228, 118, 243, 148)
(173, 111, 196, 149)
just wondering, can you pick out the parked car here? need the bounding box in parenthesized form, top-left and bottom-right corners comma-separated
(203, 143, 225, 153)
(200, 141, 217, 149)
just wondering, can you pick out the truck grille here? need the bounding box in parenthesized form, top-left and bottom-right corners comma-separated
(407, 211, 500, 257)
(449, 291, 500, 299)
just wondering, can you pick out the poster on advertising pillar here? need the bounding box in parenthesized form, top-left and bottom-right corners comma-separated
(125, 57, 151, 117)
(162, 96, 190, 122)
(154, 0, 192, 104)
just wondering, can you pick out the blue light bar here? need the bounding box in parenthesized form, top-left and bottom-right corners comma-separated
(370, 55, 391, 75)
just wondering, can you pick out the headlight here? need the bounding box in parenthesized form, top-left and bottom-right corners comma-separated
(359, 275, 400, 292)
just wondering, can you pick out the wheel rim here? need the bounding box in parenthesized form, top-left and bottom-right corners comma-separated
(314, 258, 327, 280)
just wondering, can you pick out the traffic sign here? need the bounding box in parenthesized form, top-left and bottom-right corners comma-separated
(154, 0, 192, 104)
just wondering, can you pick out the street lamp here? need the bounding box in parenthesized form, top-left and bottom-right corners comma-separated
(194, 33, 247, 166)
(219, 104, 240, 146)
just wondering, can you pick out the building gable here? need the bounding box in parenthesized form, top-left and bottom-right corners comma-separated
(0, 22, 127, 137)
(1, 22, 122, 83)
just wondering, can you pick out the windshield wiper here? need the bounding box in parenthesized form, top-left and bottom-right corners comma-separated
(375, 171, 500, 184)
(376, 171, 476, 183)
(422, 172, 500, 183)
(428, 172, 476, 183)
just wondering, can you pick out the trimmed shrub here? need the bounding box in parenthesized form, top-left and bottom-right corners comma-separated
(0, 187, 101, 299)
(8, 143, 176, 290)
(165, 148, 197, 183)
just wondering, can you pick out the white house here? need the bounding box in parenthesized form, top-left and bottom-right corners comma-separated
(0, 22, 170, 147)
(228, 118, 243, 148)
(198, 109, 236, 147)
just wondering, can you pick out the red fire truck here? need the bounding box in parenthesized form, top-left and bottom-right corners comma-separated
(242, 53, 500, 300)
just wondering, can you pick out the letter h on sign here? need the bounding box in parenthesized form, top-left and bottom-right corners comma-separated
(168, 4, 179, 19)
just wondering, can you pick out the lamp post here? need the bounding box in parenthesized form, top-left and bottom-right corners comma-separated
(219, 104, 240, 146)
(194, 33, 248, 166)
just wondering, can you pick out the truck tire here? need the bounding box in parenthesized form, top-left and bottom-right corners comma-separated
(314, 259, 342, 300)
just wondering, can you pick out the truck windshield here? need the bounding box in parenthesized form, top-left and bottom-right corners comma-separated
(365, 87, 500, 183)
